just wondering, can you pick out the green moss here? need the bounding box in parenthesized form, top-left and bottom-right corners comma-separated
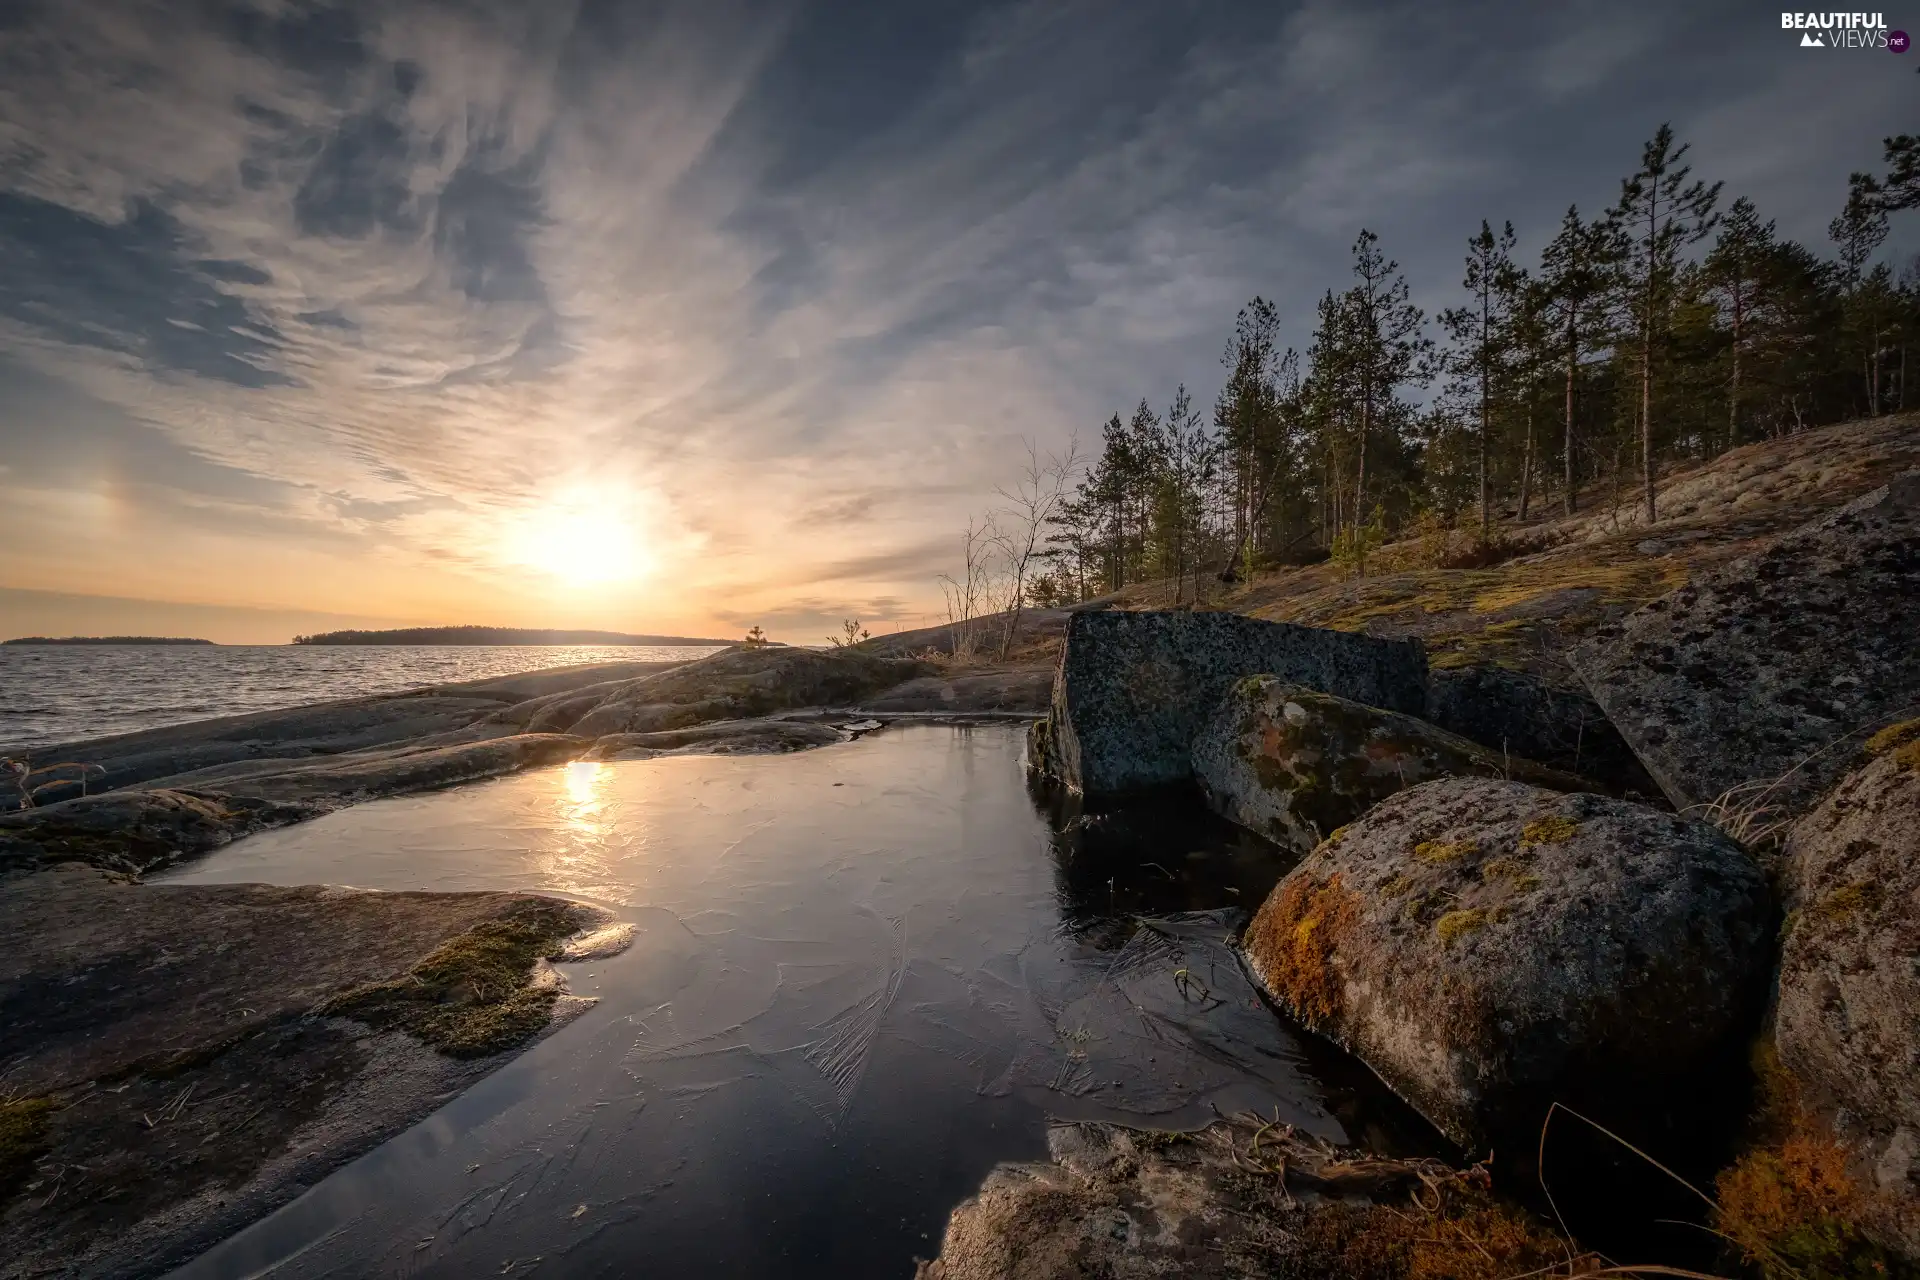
(1381, 873, 1415, 899)
(1414, 839, 1477, 864)
(323, 903, 583, 1059)
(0, 1095, 55, 1203)
(1518, 815, 1578, 849)
(1814, 882, 1885, 924)
(1435, 908, 1489, 945)
(1480, 858, 1541, 892)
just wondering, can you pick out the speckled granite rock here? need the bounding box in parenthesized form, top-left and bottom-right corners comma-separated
(1192, 679, 1593, 852)
(1570, 473, 1920, 813)
(1425, 664, 1658, 798)
(1777, 722, 1920, 1254)
(1242, 777, 1770, 1150)
(1041, 611, 1427, 795)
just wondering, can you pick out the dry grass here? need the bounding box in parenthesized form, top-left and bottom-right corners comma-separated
(1711, 1046, 1910, 1280)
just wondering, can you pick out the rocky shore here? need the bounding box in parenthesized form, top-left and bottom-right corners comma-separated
(4, 418, 1916, 1278)
(0, 647, 1057, 1277)
(937, 450, 1920, 1276)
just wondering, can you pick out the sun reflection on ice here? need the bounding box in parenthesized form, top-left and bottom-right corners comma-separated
(533, 760, 631, 904)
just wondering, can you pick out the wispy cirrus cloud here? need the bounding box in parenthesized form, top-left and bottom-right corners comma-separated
(0, 0, 1907, 640)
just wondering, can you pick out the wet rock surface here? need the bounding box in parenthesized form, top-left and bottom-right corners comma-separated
(1241, 777, 1771, 1150)
(0, 864, 620, 1279)
(914, 1118, 1564, 1280)
(1041, 611, 1427, 796)
(1570, 473, 1920, 814)
(1191, 679, 1593, 853)
(1776, 723, 1920, 1254)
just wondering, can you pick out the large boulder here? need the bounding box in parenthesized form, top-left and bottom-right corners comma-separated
(1425, 663, 1658, 797)
(1041, 610, 1427, 795)
(1242, 777, 1770, 1149)
(1191, 678, 1593, 852)
(1776, 721, 1920, 1254)
(1570, 474, 1920, 814)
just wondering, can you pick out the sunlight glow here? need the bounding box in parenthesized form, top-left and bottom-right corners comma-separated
(502, 491, 658, 587)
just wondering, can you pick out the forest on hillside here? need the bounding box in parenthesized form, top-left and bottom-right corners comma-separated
(955, 127, 1919, 621)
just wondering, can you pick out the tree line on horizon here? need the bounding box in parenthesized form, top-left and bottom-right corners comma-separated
(1010, 126, 1919, 607)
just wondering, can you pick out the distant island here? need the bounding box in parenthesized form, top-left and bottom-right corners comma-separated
(3, 636, 215, 646)
(290, 626, 735, 646)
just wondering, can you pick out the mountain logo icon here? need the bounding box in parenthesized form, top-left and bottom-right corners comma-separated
(1800, 30, 1825, 46)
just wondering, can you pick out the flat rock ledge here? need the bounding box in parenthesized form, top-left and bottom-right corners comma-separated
(0, 865, 630, 1280)
(914, 1118, 1567, 1280)
(1242, 777, 1770, 1151)
(1571, 472, 1920, 816)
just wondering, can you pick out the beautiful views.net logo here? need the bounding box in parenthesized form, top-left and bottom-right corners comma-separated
(1780, 11, 1904, 48)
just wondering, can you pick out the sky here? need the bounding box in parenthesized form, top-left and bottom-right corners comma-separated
(0, 0, 1913, 644)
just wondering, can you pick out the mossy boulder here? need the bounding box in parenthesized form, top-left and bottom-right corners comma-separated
(1570, 473, 1920, 814)
(1241, 777, 1771, 1150)
(1776, 730, 1920, 1255)
(1191, 678, 1594, 852)
(1041, 610, 1427, 795)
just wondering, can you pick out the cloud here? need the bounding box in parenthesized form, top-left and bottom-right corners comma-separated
(0, 0, 1908, 635)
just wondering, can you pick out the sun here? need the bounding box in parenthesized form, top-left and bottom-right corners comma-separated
(503, 493, 657, 587)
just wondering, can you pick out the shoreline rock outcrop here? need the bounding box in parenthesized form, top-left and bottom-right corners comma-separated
(0, 865, 626, 1279)
(1191, 678, 1595, 852)
(1036, 611, 1427, 796)
(1571, 473, 1920, 815)
(1241, 777, 1771, 1151)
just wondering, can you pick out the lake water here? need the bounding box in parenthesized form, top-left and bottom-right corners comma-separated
(156, 724, 1419, 1279)
(0, 644, 725, 752)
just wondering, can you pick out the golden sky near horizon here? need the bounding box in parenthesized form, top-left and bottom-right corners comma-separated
(0, 1, 1908, 645)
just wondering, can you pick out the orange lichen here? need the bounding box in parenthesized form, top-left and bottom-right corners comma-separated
(1246, 874, 1361, 1027)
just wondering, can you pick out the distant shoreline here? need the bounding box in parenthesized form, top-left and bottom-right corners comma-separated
(290, 626, 734, 646)
(3, 636, 216, 646)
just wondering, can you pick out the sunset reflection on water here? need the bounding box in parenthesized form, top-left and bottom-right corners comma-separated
(538, 759, 629, 904)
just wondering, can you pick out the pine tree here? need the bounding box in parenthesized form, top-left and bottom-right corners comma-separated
(1699, 198, 1777, 450)
(1612, 124, 1721, 522)
(1538, 205, 1618, 515)
(1831, 176, 1894, 415)
(1440, 221, 1520, 535)
(1337, 231, 1430, 532)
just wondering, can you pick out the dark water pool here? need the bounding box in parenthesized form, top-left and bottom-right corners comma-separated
(157, 723, 1417, 1279)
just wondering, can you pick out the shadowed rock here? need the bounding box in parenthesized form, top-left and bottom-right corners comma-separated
(1570, 473, 1920, 814)
(587, 718, 848, 758)
(1424, 663, 1658, 797)
(1192, 679, 1595, 852)
(1242, 777, 1770, 1151)
(1777, 721, 1920, 1255)
(1039, 611, 1427, 796)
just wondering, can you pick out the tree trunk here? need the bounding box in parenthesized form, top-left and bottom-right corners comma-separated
(1478, 296, 1491, 537)
(1563, 314, 1578, 516)
(1728, 279, 1743, 451)
(1641, 198, 1657, 525)
(1518, 392, 1535, 522)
